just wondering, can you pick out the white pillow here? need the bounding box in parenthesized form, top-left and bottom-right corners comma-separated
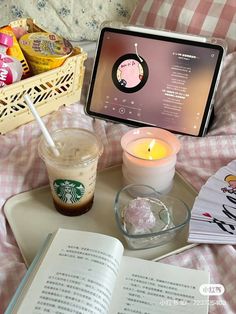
(1, 0, 139, 41)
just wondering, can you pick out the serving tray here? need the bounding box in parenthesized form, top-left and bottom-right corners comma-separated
(4, 165, 198, 266)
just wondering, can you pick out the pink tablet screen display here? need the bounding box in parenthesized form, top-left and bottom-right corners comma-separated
(88, 30, 221, 136)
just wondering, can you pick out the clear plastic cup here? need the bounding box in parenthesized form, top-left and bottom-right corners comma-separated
(38, 128, 103, 216)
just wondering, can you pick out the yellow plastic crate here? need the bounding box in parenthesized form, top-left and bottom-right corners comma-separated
(0, 18, 87, 134)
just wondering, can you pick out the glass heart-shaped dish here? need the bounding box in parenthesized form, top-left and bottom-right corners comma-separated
(114, 184, 190, 250)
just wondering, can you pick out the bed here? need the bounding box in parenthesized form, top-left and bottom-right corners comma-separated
(0, 1, 236, 313)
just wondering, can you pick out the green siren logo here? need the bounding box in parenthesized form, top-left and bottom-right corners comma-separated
(53, 179, 85, 204)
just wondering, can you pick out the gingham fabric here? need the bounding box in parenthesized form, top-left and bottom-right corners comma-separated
(130, 0, 236, 53)
(0, 48, 236, 313)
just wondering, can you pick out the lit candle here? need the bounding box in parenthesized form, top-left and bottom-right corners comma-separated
(121, 127, 181, 194)
(127, 138, 172, 160)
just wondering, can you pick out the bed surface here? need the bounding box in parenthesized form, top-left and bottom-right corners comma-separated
(1, 34, 236, 314)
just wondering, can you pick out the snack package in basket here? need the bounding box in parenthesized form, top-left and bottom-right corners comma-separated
(0, 18, 87, 135)
(0, 25, 31, 78)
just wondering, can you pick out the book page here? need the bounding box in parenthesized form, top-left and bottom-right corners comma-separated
(109, 256, 210, 314)
(15, 229, 124, 314)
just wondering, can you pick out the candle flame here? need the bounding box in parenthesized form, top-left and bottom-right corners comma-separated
(147, 139, 156, 157)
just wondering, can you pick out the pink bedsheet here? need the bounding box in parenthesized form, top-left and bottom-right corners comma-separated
(0, 51, 236, 314)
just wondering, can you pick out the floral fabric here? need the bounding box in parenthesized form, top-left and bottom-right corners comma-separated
(0, 0, 138, 41)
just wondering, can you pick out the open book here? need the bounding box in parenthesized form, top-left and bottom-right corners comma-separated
(6, 228, 209, 314)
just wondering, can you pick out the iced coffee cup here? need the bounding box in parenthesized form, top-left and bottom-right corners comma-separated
(38, 128, 103, 216)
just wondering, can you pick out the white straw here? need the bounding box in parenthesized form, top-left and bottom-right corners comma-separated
(24, 94, 60, 157)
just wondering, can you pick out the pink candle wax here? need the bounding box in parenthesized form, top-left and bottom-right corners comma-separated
(121, 127, 181, 194)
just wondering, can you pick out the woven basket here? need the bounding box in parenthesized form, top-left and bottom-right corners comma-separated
(0, 18, 87, 134)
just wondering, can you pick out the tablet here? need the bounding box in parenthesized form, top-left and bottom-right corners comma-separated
(85, 25, 226, 136)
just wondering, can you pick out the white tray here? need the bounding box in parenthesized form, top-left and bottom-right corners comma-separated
(4, 165, 198, 266)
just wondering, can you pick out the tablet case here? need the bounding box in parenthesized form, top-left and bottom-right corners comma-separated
(85, 22, 227, 137)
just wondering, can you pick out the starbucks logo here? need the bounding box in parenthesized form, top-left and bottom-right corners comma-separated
(53, 179, 85, 204)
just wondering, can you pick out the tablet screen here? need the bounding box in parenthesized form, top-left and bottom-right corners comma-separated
(86, 27, 224, 136)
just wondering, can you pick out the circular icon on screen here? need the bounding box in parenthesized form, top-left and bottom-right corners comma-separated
(119, 107, 126, 114)
(112, 54, 149, 93)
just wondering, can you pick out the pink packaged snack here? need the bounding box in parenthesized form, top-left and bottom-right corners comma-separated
(0, 32, 23, 87)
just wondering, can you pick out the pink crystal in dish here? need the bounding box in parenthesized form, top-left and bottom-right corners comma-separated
(123, 197, 156, 233)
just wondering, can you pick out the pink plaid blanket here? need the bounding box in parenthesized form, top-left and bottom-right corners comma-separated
(0, 49, 236, 313)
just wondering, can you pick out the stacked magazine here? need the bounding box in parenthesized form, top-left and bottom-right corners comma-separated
(188, 160, 236, 244)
